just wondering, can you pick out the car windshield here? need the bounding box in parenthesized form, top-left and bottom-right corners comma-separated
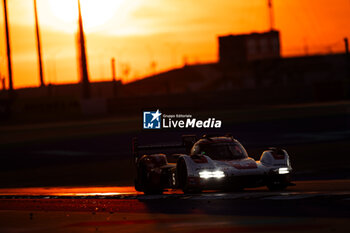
(197, 142, 247, 160)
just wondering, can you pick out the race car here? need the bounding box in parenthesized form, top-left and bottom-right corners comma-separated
(133, 134, 293, 194)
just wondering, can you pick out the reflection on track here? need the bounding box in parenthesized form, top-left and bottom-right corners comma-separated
(0, 181, 349, 233)
(0, 180, 350, 200)
(0, 186, 142, 196)
(1, 192, 349, 201)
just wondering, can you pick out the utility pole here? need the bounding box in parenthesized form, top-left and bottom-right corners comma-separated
(111, 57, 118, 97)
(165, 43, 179, 68)
(303, 37, 309, 56)
(344, 37, 350, 99)
(3, 0, 13, 93)
(77, 0, 90, 99)
(1, 76, 5, 91)
(34, 0, 45, 87)
(111, 58, 116, 81)
(267, 0, 275, 31)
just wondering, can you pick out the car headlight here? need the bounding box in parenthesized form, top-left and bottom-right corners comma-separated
(199, 170, 225, 179)
(278, 167, 289, 174)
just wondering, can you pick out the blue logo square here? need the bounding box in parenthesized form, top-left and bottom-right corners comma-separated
(143, 110, 162, 129)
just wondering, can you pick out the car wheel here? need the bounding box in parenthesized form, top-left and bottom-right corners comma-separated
(267, 173, 290, 191)
(138, 163, 163, 195)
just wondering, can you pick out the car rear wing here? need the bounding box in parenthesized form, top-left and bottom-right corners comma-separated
(132, 135, 197, 164)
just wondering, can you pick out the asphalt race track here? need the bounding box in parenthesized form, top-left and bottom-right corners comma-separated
(0, 180, 349, 233)
(1, 104, 350, 232)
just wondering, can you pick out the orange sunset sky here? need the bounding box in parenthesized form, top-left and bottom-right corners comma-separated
(0, 0, 349, 89)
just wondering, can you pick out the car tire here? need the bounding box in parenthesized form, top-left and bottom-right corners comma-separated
(138, 162, 163, 195)
(267, 173, 290, 191)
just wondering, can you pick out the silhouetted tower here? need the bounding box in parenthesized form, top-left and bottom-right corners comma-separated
(77, 0, 90, 99)
(3, 0, 13, 93)
(344, 37, 350, 99)
(267, 0, 275, 31)
(111, 58, 116, 81)
(111, 57, 118, 97)
(1, 77, 5, 91)
(33, 0, 45, 87)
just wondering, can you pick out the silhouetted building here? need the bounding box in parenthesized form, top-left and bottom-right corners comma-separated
(219, 30, 281, 64)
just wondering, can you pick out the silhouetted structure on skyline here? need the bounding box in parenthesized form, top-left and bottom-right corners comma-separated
(0, 53, 348, 121)
(219, 31, 281, 64)
(0, 16, 349, 122)
(111, 58, 118, 97)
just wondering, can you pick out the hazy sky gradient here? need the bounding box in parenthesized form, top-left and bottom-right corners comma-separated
(0, 0, 349, 88)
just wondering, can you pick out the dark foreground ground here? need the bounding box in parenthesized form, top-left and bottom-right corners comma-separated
(0, 180, 349, 233)
(1, 209, 347, 233)
(0, 102, 350, 232)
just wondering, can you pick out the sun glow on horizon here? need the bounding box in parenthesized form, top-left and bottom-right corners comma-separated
(47, 0, 125, 31)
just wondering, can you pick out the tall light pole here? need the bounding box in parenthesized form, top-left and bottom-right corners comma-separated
(111, 57, 116, 81)
(3, 0, 13, 93)
(345, 37, 350, 99)
(111, 57, 118, 97)
(33, 0, 45, 87)
(77, 0, 90, 99)
(267, 0, 275, 31)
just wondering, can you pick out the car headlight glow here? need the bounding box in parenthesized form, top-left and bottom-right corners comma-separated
(199, 170, 225, 179)
(278, 167, 289, 174)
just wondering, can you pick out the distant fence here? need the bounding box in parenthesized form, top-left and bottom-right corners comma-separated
(0, 80, 347, 123)
(107, 81, 347, 115)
